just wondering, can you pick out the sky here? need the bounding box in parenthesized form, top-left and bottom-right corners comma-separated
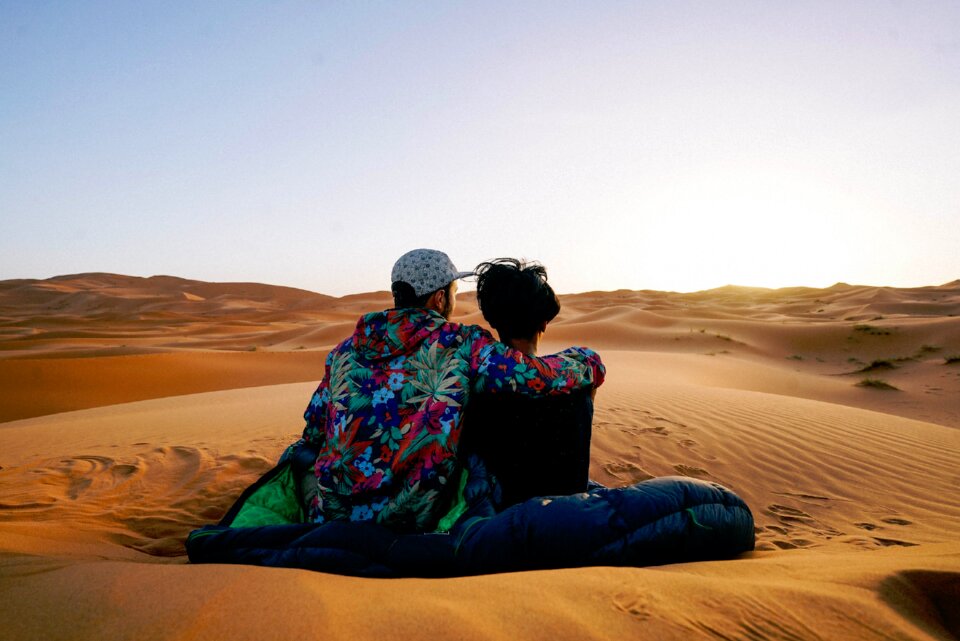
(2, 1, 959, 295)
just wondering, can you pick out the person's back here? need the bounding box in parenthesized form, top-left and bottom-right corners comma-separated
(459, 258, 596, 508)
(299, 249, 605, 533)
(461, 389, 593, 507)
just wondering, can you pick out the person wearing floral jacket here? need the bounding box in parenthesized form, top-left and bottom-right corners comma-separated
(298, 249, 605, 532)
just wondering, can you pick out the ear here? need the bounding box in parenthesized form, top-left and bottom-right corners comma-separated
(427, 289, 445, 312)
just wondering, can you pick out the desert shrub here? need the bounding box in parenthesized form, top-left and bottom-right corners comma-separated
(856, 378, 899, 390)
(855, 359, 896, 373)
(853, 324, 892, 336)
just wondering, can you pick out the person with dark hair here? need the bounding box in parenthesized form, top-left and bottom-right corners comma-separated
(294, 249, 605, 533)
(459, 258, 595, 509)
(474, 258, 561, 352)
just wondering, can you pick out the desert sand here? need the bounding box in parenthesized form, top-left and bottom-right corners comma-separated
(1, 273, 959, 640)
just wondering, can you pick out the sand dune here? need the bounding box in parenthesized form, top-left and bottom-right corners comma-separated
(1, 274, 959, 640)
(2, 274, 958, 426)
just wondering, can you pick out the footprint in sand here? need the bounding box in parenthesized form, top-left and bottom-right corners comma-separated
(651, 415, 687, 428)
(602, 461, 654, 485)
(639, 425, 671, 436)
(874, 537, 918, 547)
(12, 446, 279, 557)
(112, 463, 139, 477)
(612, 592, 653, 620)
(778, 538, 815, 549)
(881, 517, 913, 526)
(220, 452, 275, 472)
(774, 491, 833, 502)
(673, 464, 711, 478)
(677, 438, 718, 461)
(767, 504, 812, 519)
(766, 504, 845, 538)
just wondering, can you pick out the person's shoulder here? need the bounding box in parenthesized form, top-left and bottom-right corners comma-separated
(332, 334, 354, 352)
(439, 321, 495, 343)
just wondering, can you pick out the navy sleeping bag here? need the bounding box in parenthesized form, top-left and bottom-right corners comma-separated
(187, 454, 755, 577)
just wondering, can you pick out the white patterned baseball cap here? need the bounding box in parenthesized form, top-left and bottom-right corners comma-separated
(391, 249, 474, 297)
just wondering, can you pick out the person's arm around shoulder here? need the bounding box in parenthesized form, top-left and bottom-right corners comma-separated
(466, 326, 605, 396)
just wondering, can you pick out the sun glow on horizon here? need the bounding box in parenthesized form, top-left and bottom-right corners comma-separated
(622, 168, 864, 292)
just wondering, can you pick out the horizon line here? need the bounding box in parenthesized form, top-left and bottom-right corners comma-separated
(2, 270, 958, 299)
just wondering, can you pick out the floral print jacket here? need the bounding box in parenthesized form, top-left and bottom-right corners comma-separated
(300, 307, 605, 532)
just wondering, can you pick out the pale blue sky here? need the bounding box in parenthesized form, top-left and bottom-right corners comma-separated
(2, 1, 958, 295)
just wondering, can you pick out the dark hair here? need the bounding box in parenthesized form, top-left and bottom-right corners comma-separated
(475, 258, 560, 341)
(392, 280, 452, 308)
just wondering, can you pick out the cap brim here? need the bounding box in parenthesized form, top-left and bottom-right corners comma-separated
(454, 270, 475, 280)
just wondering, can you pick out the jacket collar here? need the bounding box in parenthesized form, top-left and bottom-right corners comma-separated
(351, 307, 447, 361)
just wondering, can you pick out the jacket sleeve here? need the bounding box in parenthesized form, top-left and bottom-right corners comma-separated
(468, 330, 605, 396)
(301, 352, 333, 447)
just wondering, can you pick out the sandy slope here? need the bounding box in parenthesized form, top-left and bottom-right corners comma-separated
(1, 274, 959, 640)
(2, 274, 958, 426)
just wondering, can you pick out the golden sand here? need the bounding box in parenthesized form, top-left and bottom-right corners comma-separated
(1, 274, 958, 640)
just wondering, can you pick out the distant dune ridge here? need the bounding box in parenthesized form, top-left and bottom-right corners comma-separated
(1, 273, 959, 641)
